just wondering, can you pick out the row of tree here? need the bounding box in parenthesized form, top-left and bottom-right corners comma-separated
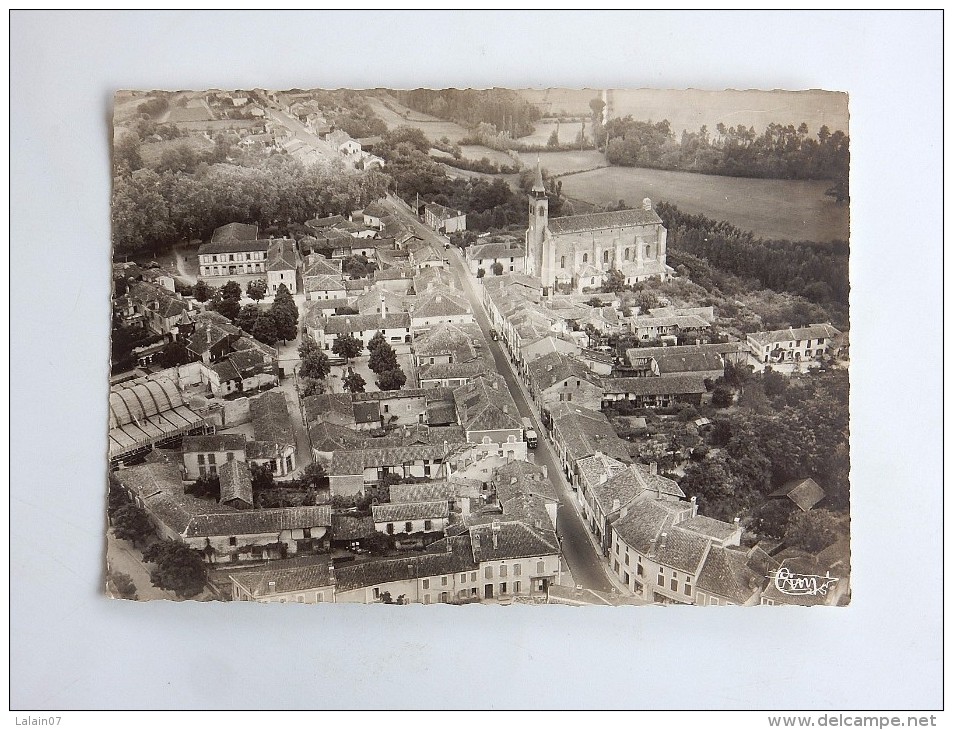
(657, 202, 849, 308)
(593, 116, 850, 192)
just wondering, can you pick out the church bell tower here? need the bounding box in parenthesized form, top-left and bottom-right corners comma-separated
(525, 158, 549, 283)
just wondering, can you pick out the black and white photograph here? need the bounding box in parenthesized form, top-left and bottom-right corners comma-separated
(106, 85, 851, 608)
(11, 9, 942, 714)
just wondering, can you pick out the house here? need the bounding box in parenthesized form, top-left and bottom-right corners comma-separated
(759, 540, 850, 606)
(186, 312, 242, 365)
(373, 266, 416, 294)
(330, 514, 376, 551)
(625, 342, 749, 369)
(181, 433, 247, 481)
(410, 290, 473, 332)
(608, 499, 752, 604)
(629, 313, 711, 342)
(353, 389, 430, 428)
(747, 323, 843, 364)
(329, 444, 452, 496)
(525, 352, 603, 412)
(768, 477, 826, 512)
(109, 373, 211, 466)
(124, 280, 196, 341)
(371, 501, 451, 546)
(413, 322, 483, 367)
(355, 288, 408, 316)
(578, 348, 614, 376)
(547, 403, 631, 485)
(218, 460, 254, 510)
(198, 223, 270, 285)
(305, 274, 347, 301)
(230, 555, 335, 603)
(362, 201, 389, 230)
(247, 391, 297, 477)
(575, 452, 684, 554)
(308, 420, 367, 462)
(452, 374, 526, 461)
(200, 340, 278, 397)
(266, 238, 298, 295)
(601, 374, 707, 409)
(424, 202, 466, 234)
(465, 240, 525, 276)
(115, 462, 331, 564)
(301, 393, 355, 428)
(693, 545, 765, 606)
(312, 311, 412, 352)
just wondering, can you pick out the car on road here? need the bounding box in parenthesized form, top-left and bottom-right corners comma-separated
(489, 329, 499, 341)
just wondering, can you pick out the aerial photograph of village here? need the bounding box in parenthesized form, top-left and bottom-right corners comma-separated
(106, 86, 850, 607)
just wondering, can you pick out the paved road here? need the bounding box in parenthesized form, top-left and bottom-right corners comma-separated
(383, 197, 615, 592)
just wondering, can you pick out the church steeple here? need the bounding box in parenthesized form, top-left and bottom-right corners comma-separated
(531, 156, 546, 197)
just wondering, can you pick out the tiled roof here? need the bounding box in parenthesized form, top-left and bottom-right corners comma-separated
(329, 443, 448, 476)
(419, 360, 486, 382)
(230, 555, 334, 596)
(626, 342, 747, 364)
(352, 401, 381, 425)
(303, 255, 342, 277)
(334, 544, 475, 592)
(266, 238, 297, 271)
(611, 500, 694, 555)
(182, 434, 246, 453)
(331, 513, 376, 541)
(184, 505, 331, 538)
(363, 201, 388, 218)
(200, 238, 269, 256)
(602, 374, 707, 396)
(466, 241, 525, 261)
(411, 290, 471, 320)
(301, 393, 354, 425)
(425, 202, 463, 221)
(305, 215, 345, 230)
(414, 267, 455, 291)
(372, 501, 450, 523)
(499, 493, 555, 531)
(355, 288, 408, 315)
(619, 259, 671, 278)
(550, 404, 631, 464)
(548, 207, 662, 234)
(308, 421, 366, 452)
(675, 515, 740, 544)
(527, 351, 599, 392)
(245, 440, 283, 460)
(413, 322, 482, 361)
(651, 350, 725, 374)
(747, 324, 842, 346)
(323, 312, 410, 335)
(586, 463, 685, 517)
(469, 521, 558, 562)
(373, 267, 415, 282)
(219, 460, 254, 505)
(452, 374, 523, 433)
(389, 481, 457, 504)
(344, 279, 370, 292)
(186, 318, 241, 355)
(249, 391, 295, 447)
(305, 275, 347, 293)
(769, 478, 826, 512)
(695, 546, 763, 605)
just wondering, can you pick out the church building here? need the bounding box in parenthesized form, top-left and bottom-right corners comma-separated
(523, 164, 673, 293)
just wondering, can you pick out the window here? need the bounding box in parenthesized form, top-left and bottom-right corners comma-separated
(624, 248, 630, 260)
(637, 564, 644, 578)
(424, 520, 433, 531)
(603, 250, 609, 263)
(710, 596, 720, 606)
(500, 583, 507, 594)
(567, 393, 572, 402)
(422, 579, 430, 589)
(514, 581, 521, 593)
(613, 560, 620, 573)
(500, 565, 507, 578)
(373, 587, 381, 599)
(316, 592, 323, 602)
(582, 253, 588, 263)
(296, 595, 304, 603)
(208, 454, 217, 465)
(303, 528, 311, 539)
(485, 566, 493, 580)
(624, 553, 630, 566)
(615, 543, 620, 555)
(623, 572, 630, 585)
(226, 452, 234, 462)
(536, 561, 545, 574)
(471, 572, 477, 582)
(405, 522, 412, 533)
(229, 537, 237, 546)
(645, 245, 650, 258)
(441, 576, 448, 586)
(684, 582, 692, 596)
(423, 594, 431, 605)
(460, 573, 467, 583)
(670, 577, 678, 591)
(386, 523, 394, 534)
(199, 466, 207, 478)
(513, 563, 521, 576)
(560, 256, 566, 268)
(197, 454, 205, 465)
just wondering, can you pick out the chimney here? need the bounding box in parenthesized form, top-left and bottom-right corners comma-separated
(473, 532, 481, 552)
(599, 473, 608, 485)
(461, 496, 470, 517)
(594, 451, 603, 459)
(268, 580, 276, 594)
(380, 291, 387, 318)
(649, 462, 658, 475)
(491, 522, 500, 549)
(510, 476, 517, 485)
(446, 538, 452, 553)
(659, 531, 668, 549)
(540, 465, 547, 479)
(620, 505, 628, 519)
(691, 495, 698, 517)
(206, 328, 211, 345)
(611, 498, 621, 513)
(734, 517, 741, 526)
(436, 294, 442, 303)
(642, 197, 652, 211)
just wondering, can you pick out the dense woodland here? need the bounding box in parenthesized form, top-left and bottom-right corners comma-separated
(395, 88, 541, 139)
(656, 202, 849, 316)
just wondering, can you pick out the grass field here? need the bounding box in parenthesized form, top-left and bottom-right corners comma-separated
(364, 94, 471, 144)
(139, 135, 214, 167)
(457, 145, 514, 166)
(559, 166, 849, 243)
(519, 120, 591, 147)
(516, 150, 606, 176)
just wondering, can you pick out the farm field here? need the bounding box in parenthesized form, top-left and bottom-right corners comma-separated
(519, 120, 591, 147)
(559, 165, 849, 243)
(457, 145, 514, 166)
(364, 93, 470, 144)
(518, 88, 600, 117)
(516, 149, 606, 176)
(139, 135, 214, 167)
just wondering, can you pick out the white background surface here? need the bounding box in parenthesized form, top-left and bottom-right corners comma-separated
(9, 10, 943, 710)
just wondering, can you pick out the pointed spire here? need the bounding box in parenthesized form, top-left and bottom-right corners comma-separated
(531, 155, 546, 194)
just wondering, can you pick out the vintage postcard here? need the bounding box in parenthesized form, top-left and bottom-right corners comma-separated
(106, 87, 849, 607)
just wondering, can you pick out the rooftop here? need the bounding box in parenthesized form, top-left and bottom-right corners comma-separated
(182, 433, 247, 453)
(548, 206, 662, 235)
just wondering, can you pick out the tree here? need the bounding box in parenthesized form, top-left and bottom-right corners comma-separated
(332, 333, 363, 363)
(300, 461, 328, 490)
(364, 531, 395, 556)
(603, 269, 626, 293)
(367, 330, 387, 354)
(159, 341, 190, 368)
(589, 97, 606, 121)
(210, 291, 240, 321)
(343, 370, 366, 393)
(107, 570, 138, 600)
(377, 367, 407, 391)
(247, 279, 267, 301)
(111, 504, 155, 547)
(186, 474, 221, 500)
(547, 126, 560, 148)
(193, 280, 214, 302)
(251, 310, 279, 346)
(301, 378, 327, 397)
(751, 500, 797, 540)
(236, 303, 262, 333)
(142, 541, 208, 598)
(298, 333, 321, 360)
(784, 509, 848, 553)
(221, 280, 243, 302)
(270, 284, 299, 342)
(300, 349, 331, 381)
(711, 384, 734, 408)
(491, 261, 504, 276)
(368, 340, 398, 375)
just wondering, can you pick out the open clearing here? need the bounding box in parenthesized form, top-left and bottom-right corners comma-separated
(139, 135, 214, 167)
(516, 149, 606, 176)
(364, 94, 470, 144)
(456, 145, 514, 166)
(519, 120, 592, 147)
(559, 165, 849, 243)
